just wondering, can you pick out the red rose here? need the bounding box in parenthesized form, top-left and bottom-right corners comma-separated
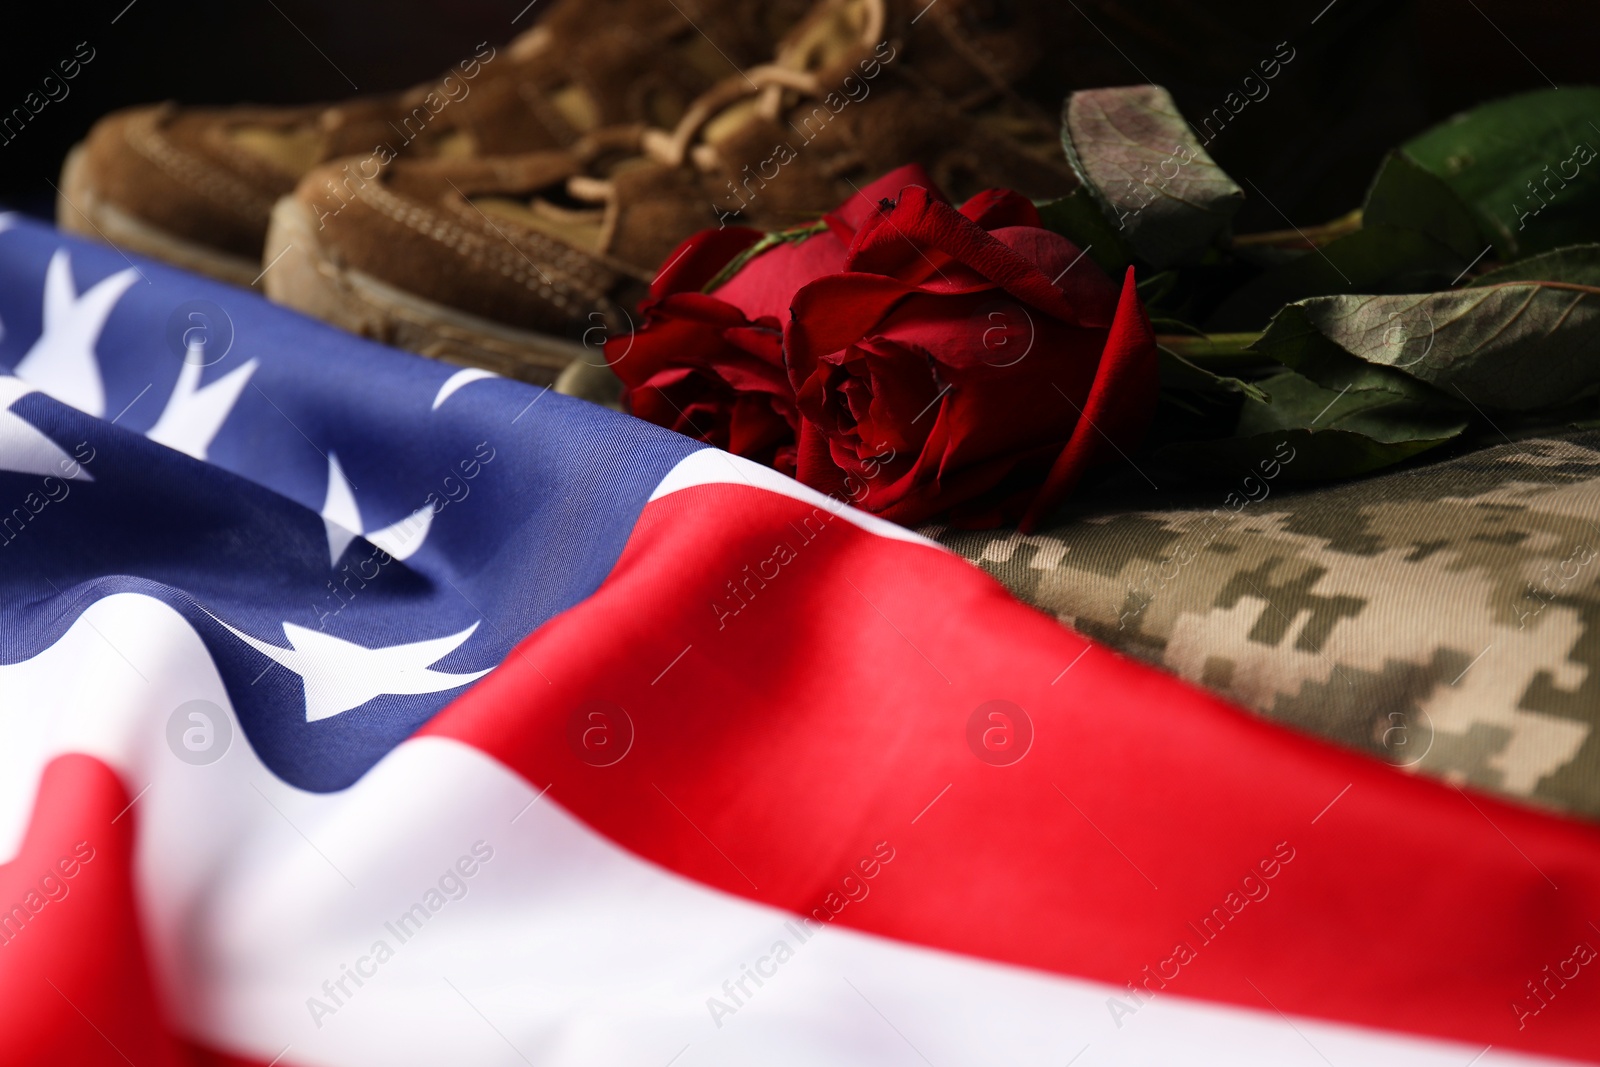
(604, 226, 798, 473)
(785, 184, 1158, 530)
(606, 166, 940, 474)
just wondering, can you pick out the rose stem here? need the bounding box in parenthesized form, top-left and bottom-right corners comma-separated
(1229, 209, 1364, 251)
(1154, 332, 1268, 370)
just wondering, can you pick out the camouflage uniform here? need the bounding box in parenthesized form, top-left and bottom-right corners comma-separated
(924, 431, 1600, 820)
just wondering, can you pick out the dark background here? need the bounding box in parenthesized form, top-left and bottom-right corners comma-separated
(0, 0, 1594, 227)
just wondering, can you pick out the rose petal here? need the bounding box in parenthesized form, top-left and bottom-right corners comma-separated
(795, 418, 852, 499)
(826, 164, 945, 235)
(863, 402, 1044, 524)
(613, 289, 799, 469)
(650, 227, 765, 298)
(722, 323, 784, 362)
(1020, 266, 1159, 531)
(846, 188, 1095, 325)
(714, 230, 850, 323)
(727, 394, 796, 458)
(611, 292, 752, 385)
(959, 188, 1042, 230)
(832, 291, 1097, 489)
(850, 338, 942, 458)
(990, 227, 1117, 327)
(785, 273, 918, 392)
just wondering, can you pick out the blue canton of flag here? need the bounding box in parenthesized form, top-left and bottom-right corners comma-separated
(0, 213, 701, 790)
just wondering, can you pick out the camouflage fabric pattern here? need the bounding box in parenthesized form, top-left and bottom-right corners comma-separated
(924, 431, 1600, 820)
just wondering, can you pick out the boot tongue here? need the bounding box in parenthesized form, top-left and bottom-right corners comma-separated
(476, 196, 609, 252)
(226, 125, 325, 177)
(459, 152, 619, 256)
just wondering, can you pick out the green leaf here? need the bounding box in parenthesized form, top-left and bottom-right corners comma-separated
(1152, 371, 1466, 482)
(1252, 303, 1451, 406)
(1209, 225, 1467, 330)
(1255, 280, 1600, 412)
(1035, 189, 1134, 275)
(1061, 85, 1245, 268)
(1363, 150, 1486, 260)
(1401, 88, 1600, 259)
(1235, 371, 1465, 444)
(1471, 243, 1600, 287)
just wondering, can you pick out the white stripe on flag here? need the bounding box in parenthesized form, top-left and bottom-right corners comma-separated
(648, 449, 939, 548)
(0, 593, 1569, 1066)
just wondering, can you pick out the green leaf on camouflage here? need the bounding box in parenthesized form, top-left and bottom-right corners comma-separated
(1402, 88, 1600, 259)
(1209, 225, 1467, 331)
(1471, 243, 1600, 287)
(1061, 85, 1245, 268)
(1035, 189, 1134, 275)
(1252, 303, 1452, 407)
(1257, 279, 1600, 412)
(1153, 371, 1466, 482)
(1363, 150, 1485, 260)
(1236, 371, 1465, 444)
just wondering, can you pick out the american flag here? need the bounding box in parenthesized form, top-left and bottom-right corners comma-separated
(1, 213, 1597, 1065)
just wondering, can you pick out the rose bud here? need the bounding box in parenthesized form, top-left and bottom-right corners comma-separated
(606, 167, 943, 474)
(785, 184, 1158, 530)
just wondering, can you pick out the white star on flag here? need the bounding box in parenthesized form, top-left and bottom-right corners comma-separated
(320, 452, 434, 566)
(13, 249, 137, 418)
(0, 375, 92, 481)
(431, 367, 497, 410)
(146, 343, 259, 461)
(211, 616, 492, 722)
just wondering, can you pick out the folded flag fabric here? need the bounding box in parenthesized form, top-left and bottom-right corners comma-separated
(931, 431, 1600, 822)
(1, 213, 1599, 1066)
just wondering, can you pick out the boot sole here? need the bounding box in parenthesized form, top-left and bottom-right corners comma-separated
(263, 195, 597, 387)
(57, 143, 265, 288)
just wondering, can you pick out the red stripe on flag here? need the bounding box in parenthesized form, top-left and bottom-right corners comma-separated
(180, 1042, 298, 1067)
(0, 755, 184, 1066)
(426, 481, 1600, 1061)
